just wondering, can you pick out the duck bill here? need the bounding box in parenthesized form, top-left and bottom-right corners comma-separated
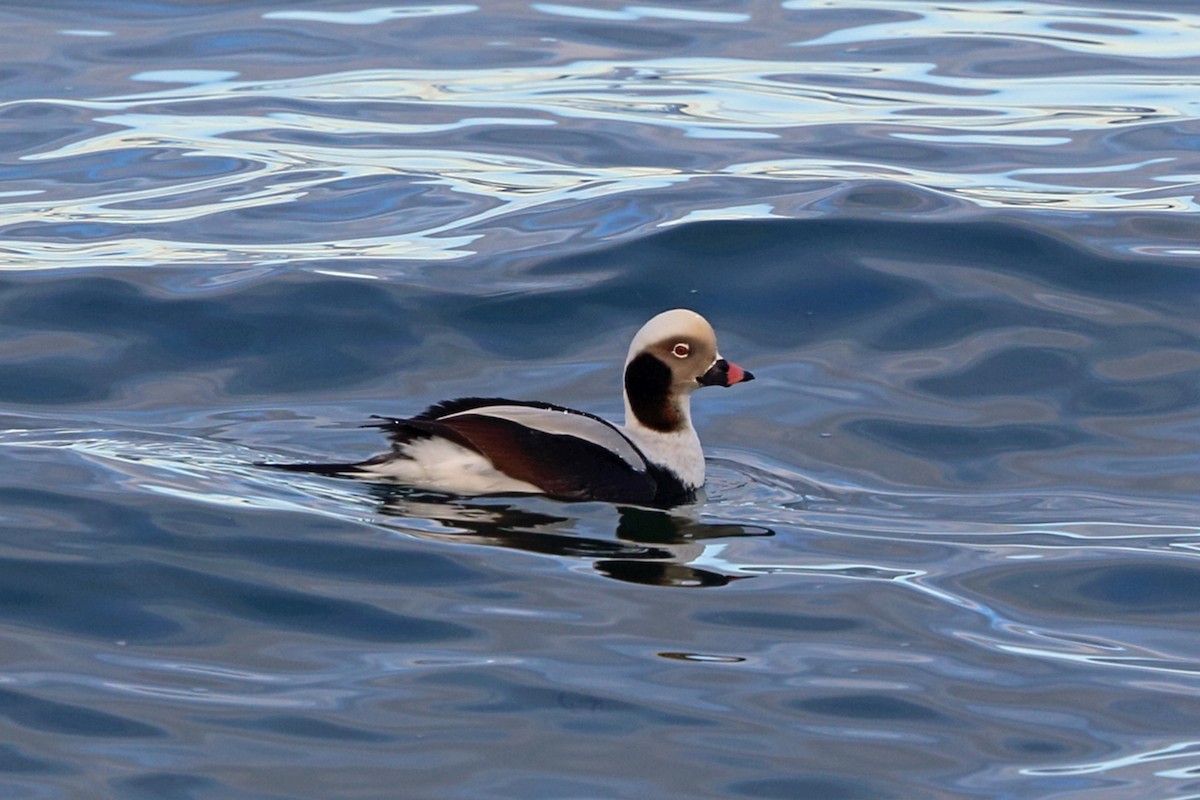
(698, 358, 755, 387)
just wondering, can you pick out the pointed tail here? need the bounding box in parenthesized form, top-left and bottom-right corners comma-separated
(254, 460, 365, 477)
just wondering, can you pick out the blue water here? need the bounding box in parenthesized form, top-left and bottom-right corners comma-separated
(2, 2, 1199, 797)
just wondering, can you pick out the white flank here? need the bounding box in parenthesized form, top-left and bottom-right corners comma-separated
(356, 437, 541, 495)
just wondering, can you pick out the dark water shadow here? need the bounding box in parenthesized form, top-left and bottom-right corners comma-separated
(366, 485, 773, 588)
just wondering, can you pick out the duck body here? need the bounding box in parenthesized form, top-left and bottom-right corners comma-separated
(266, 309, 753, 507)
(367, 397, 691, 506)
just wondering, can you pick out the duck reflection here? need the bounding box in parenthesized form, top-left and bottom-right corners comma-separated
(366, 485, 772, 587)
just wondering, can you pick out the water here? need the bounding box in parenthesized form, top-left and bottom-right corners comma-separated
(1, 1, 1199, 797)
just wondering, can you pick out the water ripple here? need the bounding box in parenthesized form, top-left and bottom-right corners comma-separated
(4, 3, 1200, 797)
(3, 4, 1199, 272)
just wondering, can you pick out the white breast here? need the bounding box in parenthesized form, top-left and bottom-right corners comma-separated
(621, 424, 705, 489)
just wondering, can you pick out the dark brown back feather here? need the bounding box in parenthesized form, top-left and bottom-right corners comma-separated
(426, 414, 658, 504)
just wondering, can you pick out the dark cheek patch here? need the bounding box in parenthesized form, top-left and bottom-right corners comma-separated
(625, 353, 682, 433)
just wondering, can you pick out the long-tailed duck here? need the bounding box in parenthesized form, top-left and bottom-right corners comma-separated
(265, 309, 754, 506)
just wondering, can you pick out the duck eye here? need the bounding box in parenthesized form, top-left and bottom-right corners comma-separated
(672, 343, 690, 359)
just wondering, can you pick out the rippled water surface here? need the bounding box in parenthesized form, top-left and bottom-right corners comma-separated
(2, 2, 1200, 798)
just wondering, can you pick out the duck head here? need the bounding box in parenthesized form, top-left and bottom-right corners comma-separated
(623, 309, 754, 434)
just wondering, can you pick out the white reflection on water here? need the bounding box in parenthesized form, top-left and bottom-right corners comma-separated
(532, 5, 751, 24)
(84, 57, 1197, 134)
(3, 15, 1199, 270)
(788, 0, 1200, 60)
(262, 5, 479, 26)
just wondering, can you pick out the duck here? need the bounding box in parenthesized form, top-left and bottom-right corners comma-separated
(264, 309, 754, 507)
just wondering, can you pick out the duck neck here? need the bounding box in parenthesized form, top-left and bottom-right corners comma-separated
(623, 356, 704, 487)
(623, 404, 704, 489)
